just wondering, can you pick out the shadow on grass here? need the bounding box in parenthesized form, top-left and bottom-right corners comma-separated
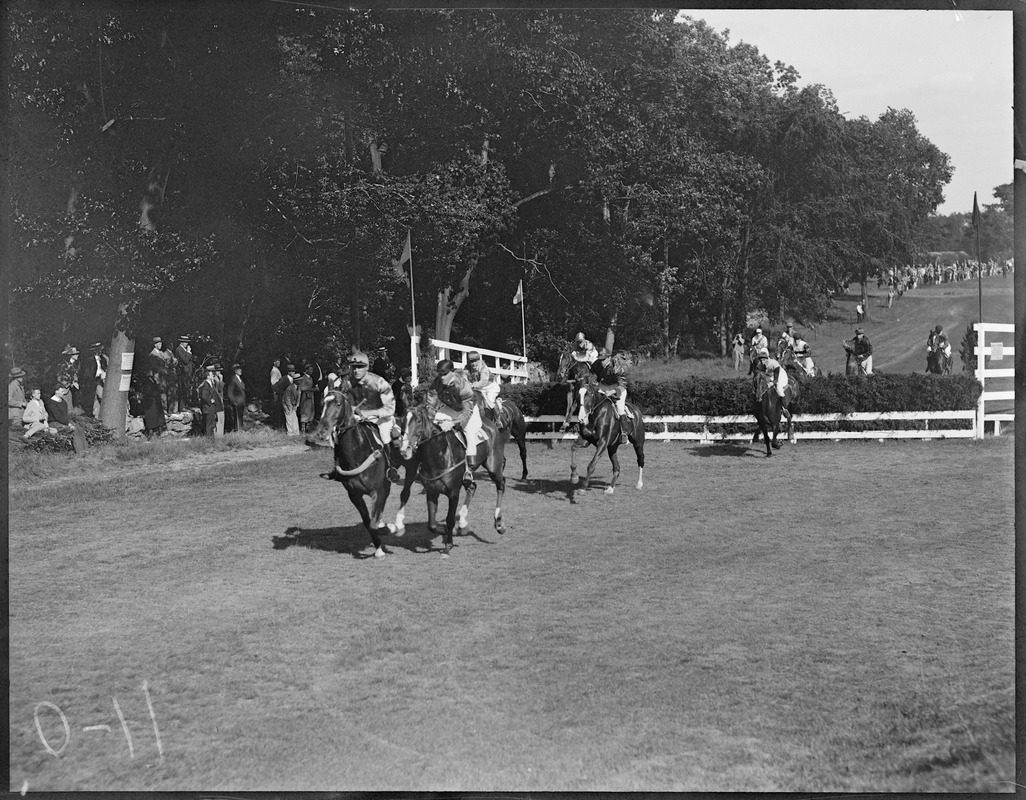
(509, 475, 619, 503)
(688, 441, 762, 458)
(272, 519, 497, 558)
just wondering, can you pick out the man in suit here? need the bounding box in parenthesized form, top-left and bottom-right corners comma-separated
(80, 342, 107, 418)
(174, 335, 194, 410)
(225, 363, 246, 432)
(198, 364, 223, 436)
(57, 345, 81, 410)
(149, 336, 174, 414)
(280, 365, 301, 436)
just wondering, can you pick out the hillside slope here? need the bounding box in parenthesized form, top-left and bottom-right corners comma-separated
(795, 274, 1014, 376)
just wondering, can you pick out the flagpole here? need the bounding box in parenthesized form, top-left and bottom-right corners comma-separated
(520, 280, 527, 360)
(407, 229, 416, 333)
(973, 193, 982, 324)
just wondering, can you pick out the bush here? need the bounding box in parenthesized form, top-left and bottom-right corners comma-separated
(502, 373, 982, 417)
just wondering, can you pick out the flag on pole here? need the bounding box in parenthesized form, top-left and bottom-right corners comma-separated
(512, 279, 523, 306)
(971, 192, 980, 229)
(393, 230, 412, 281)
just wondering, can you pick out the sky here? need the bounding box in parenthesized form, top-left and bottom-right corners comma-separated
(681, 9, 1013, 217)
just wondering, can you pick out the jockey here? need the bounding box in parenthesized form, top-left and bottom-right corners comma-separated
(343, 351, 400, 479)
(752, 346, 788, 399)
(465, 350, 504, 427)
(750, 327, 768, 359)
(778, 323, 796, 352)
(850, 328, 873, 374)
(570, 331, 598, 365)
(429, 359, 481, 486)
(791, 334, 815, 376)
(928, 325, 952, 359)
(591, 348, 632, 443)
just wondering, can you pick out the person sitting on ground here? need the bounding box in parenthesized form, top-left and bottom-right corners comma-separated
(465, 351, 504, 428)
(591, 348, 633, 444)
(343, 351, 400, 481)
(22, 387, 55, 439)
(43, 385, 74, 428)
(751, 347, 789, 400)
(428, 359, 480, 487)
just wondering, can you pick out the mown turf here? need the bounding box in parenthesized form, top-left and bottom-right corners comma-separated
(8, 436, 1014, 792)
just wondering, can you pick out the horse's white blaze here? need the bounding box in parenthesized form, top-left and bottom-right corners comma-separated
(458, 505, 469, 528)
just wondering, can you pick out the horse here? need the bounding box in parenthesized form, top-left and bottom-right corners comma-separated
(306, 389, 400, 558)
(925, 333, 952, 375)
(751, 368, 796, 457)
(556, 351, 595, 431)
(778, 345, 819, 378)
(486, 396, 529, 480)
(569, 385, 645, 495)
(398, 393, 508, 556)
(843, 340, 868, 376)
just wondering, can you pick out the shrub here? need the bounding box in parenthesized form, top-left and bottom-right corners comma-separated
(502, 373, 982, 417)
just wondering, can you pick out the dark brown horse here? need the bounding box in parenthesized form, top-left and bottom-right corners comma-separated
(556, 352, 595, 430)
(751, 368, 796, 457)
(569, 386, 645, 495)
(489, 396, 529, 480)
(306, 389, 400, 558)
(398, 394, 508, 556)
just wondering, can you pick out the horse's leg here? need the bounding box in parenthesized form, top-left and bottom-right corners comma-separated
(441, 487, 459, 556)
(427, 490, 444, 536)
(386, 462, 417, 536)
(562, 388, 572, 431)
(569, 434, 590, 485)
(457, 476, 477, 537)
(514, 417, 528, 480)
(605, 442, 621, 494)
(483, 447, 507, 534)
(348, 488, 385, 558)
(783, 406, 795, 444)
(582, 438, 606, 492)
(632, 410, 645, 489)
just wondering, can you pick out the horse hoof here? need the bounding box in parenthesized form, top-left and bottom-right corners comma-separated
(386, 523, 405, 536)
(495, 525, 506, 535)
(604, 486, 615, 495)
(457, 526, 472, 537)
(428, 524, 444, 535)
(373, 549, 386, 559)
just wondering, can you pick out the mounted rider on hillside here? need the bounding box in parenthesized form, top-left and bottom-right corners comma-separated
(791, 332, 816, 377)
(750, 327, 768, 361)
(926, 324, 952, 372)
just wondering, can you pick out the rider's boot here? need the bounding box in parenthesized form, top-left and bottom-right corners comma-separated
(619, 414, 632, 444)
(462, 457, 475, 487)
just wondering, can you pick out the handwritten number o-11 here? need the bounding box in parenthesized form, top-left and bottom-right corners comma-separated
(33, 702, 71, 757)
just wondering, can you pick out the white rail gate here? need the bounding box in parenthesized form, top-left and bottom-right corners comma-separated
(408, 335, 529, 386)
(974, 322, 1015, 438)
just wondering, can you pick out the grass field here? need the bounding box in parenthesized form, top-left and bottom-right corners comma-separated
(8, 433, 1014, 792)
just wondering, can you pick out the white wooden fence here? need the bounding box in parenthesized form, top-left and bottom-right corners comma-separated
(429, 338, 530, 383)
(974, 322, 1015, 438)
(523, 411, 977, 441)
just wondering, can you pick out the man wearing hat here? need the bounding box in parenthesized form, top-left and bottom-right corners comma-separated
(280, 364, 302, 436)
(464, 351, 504, 428)
(849, 328, 873, 375)
(343, 351, 400, 478)
(8, 367, 27, 426)
(372, 347, 394, 382)
(750, 346, 789, 399)
(174, 335, 194, 410)
(430, 359, 481, 486)
(750, 327, 768, 361)
(148, 336, 174, 414)
(225, 363, 246, 432)
(198, 364, 224, 436)
(81, 342, 107, 418)
(778, 323, 796, 354)
(57, 345, 81, 410)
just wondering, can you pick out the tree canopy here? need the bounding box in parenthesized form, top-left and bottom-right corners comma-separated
(5, 5, 961, 378)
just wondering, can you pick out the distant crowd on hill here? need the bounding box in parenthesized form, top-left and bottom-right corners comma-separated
(884, 259, 1012, 294)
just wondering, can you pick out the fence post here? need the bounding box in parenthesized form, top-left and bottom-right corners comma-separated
(975, 323, 985, 440)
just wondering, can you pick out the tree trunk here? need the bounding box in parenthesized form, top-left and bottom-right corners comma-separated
(434, 257, 477, 360)
(719, 271, 730, 356)
(604, 312, 617, 354)
(735, 220, 752, 336)
(351, 281, 361, 350)
(99, 303, 134, 437)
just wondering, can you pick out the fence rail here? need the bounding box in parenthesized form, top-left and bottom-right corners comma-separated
(974, 322, 1016, 437)
(523, 411, 977, 442)
(430, 338, 530, 383)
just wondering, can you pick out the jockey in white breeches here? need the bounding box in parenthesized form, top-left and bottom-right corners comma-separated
(755, 347, 788, 398)
(465, 350, 503, 422)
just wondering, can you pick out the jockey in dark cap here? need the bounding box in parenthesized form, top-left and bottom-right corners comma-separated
(343, 350, 400, 480)
(429, 359, 480, 486)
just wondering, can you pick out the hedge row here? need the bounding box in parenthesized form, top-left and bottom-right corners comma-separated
(502, 373, 982, 417)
